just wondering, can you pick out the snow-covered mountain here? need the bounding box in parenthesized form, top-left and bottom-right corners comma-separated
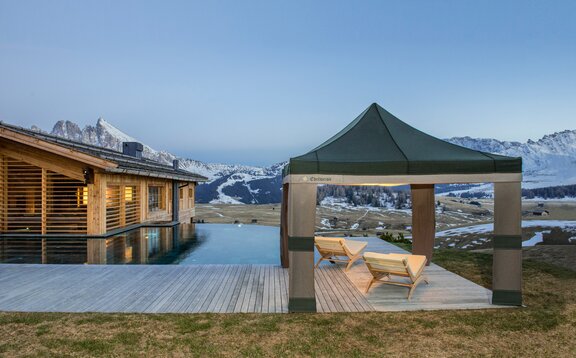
(32, 118, 576, 203)
(446, 130, 576, 189)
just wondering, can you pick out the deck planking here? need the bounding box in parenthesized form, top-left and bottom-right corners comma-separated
(0, 263, 371, 313)
(0, 239, 508, 313)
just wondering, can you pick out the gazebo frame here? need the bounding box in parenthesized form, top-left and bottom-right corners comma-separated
(280, 104, 523, 313)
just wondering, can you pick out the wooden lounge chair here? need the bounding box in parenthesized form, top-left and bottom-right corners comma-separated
(314, 237, 368, 271)
(363, 252, 428, 299)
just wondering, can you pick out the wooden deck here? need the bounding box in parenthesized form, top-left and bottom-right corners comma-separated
(0, 264, 372, 313)
(0, 239, 506, 313)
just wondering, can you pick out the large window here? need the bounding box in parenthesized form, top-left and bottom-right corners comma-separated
(106, 185, 121, 230)
(148, 185, 165, 212)
(106, 184, 141, 231)
(124, 185, 140, 225)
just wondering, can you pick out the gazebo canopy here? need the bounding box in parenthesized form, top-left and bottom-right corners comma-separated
(285, 103, 521, 176)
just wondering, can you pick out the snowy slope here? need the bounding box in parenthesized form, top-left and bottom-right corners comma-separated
(447, 130, 576, 189)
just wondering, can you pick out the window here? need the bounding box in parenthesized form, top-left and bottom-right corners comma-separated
(179, 187, 184, 208)
(124, 185, 140, 225)
(107, 184, 140, 231)
(106, 185, 121, 230)
(124, 186, 134, 202)
(148, 185, 165, 212)
(76, 187, 88, 207)
(188, 187, 194, 207)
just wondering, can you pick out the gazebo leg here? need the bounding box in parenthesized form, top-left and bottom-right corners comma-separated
(280, 183, 289, 268)
(411, 184, 435, 265)
(287, 183, 317, 313)
(492, 182, 523, 306)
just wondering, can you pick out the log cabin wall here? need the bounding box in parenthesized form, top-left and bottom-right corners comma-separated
(0, 139, 198, 236)
(0, 154, 88, 234)
(177, 182, 196, 223)
(95, 174, 196, 234)
(0, 159, 197, 236)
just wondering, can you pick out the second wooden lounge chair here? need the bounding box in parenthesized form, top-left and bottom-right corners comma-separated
(363, 252, 428, 299)
(314, 237, 368, 271)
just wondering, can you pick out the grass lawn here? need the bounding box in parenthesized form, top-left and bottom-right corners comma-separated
(1, 250, 575, 357)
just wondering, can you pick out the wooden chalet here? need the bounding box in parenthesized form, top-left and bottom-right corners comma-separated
(0, 122, 207, 236)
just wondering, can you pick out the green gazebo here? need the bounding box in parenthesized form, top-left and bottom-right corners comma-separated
(280, 103, 523, 312)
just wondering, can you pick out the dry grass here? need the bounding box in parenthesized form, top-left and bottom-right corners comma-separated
(1, 250, 575, 357)
(522, 245, 576, 271)
(195, 200, 576, 237)
(196, 204, 281, 227)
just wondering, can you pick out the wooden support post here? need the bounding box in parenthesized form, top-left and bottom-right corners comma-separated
(41, 239, 47, 264)
(280, 183, 289, 268)
(87, 239, 107, 264)
(140, 180, 147, 223)
(167, 183, 172, 217)
(411, 184, 435, 265)
(287, 183, 317, 312)
(41, 168, 47, 235)
(0, 155, 6, 232)
(41, 169, 47, 263)
(493, 182, 523, 306)
(87, 173, 106, 235)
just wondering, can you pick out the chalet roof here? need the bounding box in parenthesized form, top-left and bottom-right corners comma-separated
(0, 122, 207, 182)
(285, 103, 522, 176)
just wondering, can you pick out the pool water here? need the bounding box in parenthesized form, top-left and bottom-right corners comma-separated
(0, 224, 280, 265)
(177, 224, 280, 265)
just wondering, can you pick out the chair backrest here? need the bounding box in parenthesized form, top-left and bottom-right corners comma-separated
(364, 253, 408, 276)
(314, 237, 345, 255)
(405, 256, 427, 280)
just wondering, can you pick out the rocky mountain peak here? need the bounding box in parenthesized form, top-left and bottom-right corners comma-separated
(51, 120, 83, 142)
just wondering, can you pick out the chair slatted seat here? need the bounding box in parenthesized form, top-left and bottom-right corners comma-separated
(314, 237, 368, 271)
(363, 252, 428, 299)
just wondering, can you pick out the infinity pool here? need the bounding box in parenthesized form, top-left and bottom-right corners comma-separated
(0, 224, 280, 265)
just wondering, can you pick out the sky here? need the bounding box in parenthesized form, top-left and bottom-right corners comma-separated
(1, 1, 575, 166)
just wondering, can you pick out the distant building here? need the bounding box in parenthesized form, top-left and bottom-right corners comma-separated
(0, 122, 207, 236)
(532, 210, 550, 216)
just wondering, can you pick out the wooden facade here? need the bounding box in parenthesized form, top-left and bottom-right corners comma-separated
(85, 173, 197, 235)
(0, 124, 204, 236)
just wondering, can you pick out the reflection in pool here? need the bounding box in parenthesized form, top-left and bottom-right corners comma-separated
(0, 224, 280, 265)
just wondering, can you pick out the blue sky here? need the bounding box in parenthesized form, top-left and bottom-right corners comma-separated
(1, 1, 575, 166)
